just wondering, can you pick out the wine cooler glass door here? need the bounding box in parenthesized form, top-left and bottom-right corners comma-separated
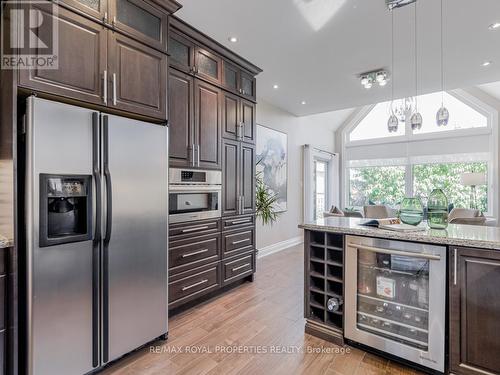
(344, 236, 446, 372)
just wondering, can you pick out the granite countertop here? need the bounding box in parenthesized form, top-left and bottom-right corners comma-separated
(0, 234, 13, 249)
(299, 217, 500, 251)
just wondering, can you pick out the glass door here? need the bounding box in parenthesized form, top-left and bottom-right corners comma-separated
(313, 160, 328, 220)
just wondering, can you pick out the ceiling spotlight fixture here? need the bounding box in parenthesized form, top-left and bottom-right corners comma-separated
(228, 36, 238, 43)
(386, 0, 416, 10)
(301, 101, 307, 105)
(273, 84, 279, 89)
(482, 61, 492, 67)
(488, 22, 500, 30)
(359, 70, 388, 89)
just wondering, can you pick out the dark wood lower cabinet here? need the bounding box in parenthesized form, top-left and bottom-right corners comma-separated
(450, 247, 500, 375)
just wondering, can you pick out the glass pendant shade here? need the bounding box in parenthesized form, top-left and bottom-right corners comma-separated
(436, 106, 449, 127)
(399, 197, 424, 226)
(410, 112, 423, 131)
(427, 188, 448, 229)
(387, 114, 399, 133)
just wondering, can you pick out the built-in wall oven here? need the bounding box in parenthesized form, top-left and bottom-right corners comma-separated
(345, 236, 446, 372)
(169, 168, 222, 223)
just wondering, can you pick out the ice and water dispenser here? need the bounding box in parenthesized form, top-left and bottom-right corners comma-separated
(39, 174, 93, 247)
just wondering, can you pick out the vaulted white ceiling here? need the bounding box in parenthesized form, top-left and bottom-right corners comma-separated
(177, 0, 500, 116)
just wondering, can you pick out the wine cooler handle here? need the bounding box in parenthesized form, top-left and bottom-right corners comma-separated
(453, 248, 457, 286)
(348, 243, 441, 261)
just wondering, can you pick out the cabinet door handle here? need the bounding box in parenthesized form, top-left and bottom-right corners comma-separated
(181, 225, 209, 233)
(191, 144, 196, 166)
(103, 70, 108, 104)
(232, 263, 251, 272)
(232, 239, 248, 245)
(112, 73, 117, 105)
(181, 279, 208, 291)
(196, 144, 200, 167)
(453, 248, 458, 286)
(182, 248, 209, 258)
(103, 12, 108, 22)
(230, 218, 250, 225)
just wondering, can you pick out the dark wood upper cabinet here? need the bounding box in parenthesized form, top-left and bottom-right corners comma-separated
(168, 69, 194, 168)
(222, 91, 239, 141)
(107, 31, 167, 119)
(57, 0, 108, 21)
(109, 0, 168, 52)
(240, 99, 255, 144)
(194, 80, 221, 169)
(168, 31, 195, 74)
(240, 143, 255, 214)
(222, 62, 239, 94)
(194, 47, 222, 85)
(222, 139, 239, 217)
(18, 5, 108, 106)
(240, 70, 256, 100)
(450, 247, 500, 375)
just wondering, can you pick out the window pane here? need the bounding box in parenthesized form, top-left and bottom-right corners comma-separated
(413, 162, 488, 212)
(349, 166, 405, 206)
(314, 161, 328, 219)
(349, 101, 405, 142)
(412, 92, 487, 134)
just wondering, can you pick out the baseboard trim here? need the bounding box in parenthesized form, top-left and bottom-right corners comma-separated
(257, 235, 303, 258)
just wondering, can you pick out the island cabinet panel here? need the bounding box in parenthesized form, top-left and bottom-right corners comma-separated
(450, 247, 500, 375)
(18, 5, 108, 106)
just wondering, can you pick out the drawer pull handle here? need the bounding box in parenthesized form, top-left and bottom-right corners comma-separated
(181, 225, 209, 233)
(232, 239, 249, 245)
(182, 279, 208, 291)
(230, 219, 250, 225)
(182, 248, 209, 258)
(232, 263, 250, 272)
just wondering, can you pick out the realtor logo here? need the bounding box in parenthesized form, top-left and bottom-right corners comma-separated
(1, 1, 59, 69)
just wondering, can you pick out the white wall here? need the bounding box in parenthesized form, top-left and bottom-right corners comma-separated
(256, 100, 340, 250)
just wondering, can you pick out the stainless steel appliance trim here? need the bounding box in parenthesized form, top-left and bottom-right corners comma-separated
(112, 73, 117, 105)
(182, 249, 209, 258)
(232, 263, 250, 272)
(356, 323, 428, 347)
(344, 236, 446, 372)
(26, 96, 35, 375)
(103, 70, 108, 104)
(347, 242, 441, 261)
(169, 185, 221, 192)
(182, 279, 208, 291)
(169, 168, 222, 186)
(181, 226, 209, 233)
(453, 248, 457, 286)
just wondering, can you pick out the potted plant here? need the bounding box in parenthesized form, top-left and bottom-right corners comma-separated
(255, 160, 281, 225)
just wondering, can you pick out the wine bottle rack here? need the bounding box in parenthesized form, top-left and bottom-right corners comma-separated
(304, 230, 344, 344)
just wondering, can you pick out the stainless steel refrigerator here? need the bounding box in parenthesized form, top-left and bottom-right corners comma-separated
(24, 97, 169, 375)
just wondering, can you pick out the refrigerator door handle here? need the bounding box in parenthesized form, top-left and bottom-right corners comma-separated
(92, 113, 102, 242)
(103, 115, 113, 244)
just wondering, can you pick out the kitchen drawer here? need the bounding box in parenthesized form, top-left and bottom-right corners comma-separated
(222, 215, 255, 231)
(222, 252, 255, 285)
(169, 263, 220, 308)
(169, 218, 221, 240)
(223, 228, 254, 257)
(169, 233, 221, 273)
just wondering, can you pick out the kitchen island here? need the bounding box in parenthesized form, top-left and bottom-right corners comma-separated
(299, 217, 500, 375)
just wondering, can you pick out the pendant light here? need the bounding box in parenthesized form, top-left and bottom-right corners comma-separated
(388, 9, 399, 133)
(436, 0, 449, 126)
(410, 0, 422, 131)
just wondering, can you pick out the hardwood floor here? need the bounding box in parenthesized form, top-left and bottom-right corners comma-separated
(102, 245, 424, 375)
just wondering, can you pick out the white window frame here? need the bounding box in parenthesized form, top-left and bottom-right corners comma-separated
(339, 89, 499, 219)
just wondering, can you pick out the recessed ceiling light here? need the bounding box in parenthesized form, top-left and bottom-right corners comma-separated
(273, 84, 279, 89)
(228, 36, 238, 43)
(488, 22, 500, 30)
(301, 101, 306, 105)
(482, 61, 493, 67)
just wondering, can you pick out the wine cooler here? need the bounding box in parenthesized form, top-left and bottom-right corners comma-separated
(344, 236, 446, 372)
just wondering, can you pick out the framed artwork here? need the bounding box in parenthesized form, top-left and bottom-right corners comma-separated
(256, 124, 288, 212)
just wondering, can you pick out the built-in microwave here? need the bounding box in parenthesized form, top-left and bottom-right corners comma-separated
(168, 169, 222, 223)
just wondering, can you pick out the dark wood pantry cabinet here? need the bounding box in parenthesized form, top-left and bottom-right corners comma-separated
(167, 16, 261, 311)
(450, 247, 500, 375)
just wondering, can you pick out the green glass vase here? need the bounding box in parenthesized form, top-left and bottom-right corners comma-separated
(399, 197, 424, 226)
(427, 189, 448, 229)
